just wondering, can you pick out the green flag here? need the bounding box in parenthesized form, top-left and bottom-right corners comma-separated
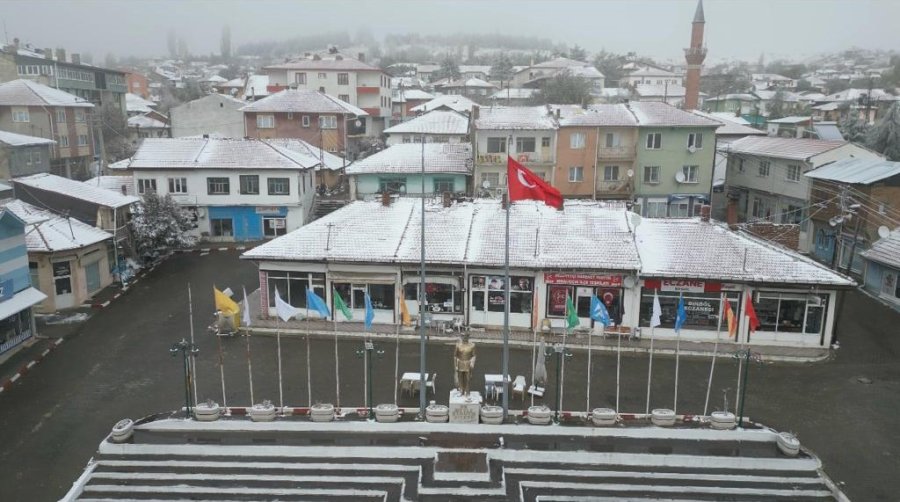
(333, 288, 353, 320)
(565, 295, 579, 331)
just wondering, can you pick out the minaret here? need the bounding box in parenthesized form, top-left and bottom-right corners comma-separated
(683, 0, 706, 110)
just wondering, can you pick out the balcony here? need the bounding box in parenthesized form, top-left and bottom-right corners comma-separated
(596, 179, 633, 198)
(356, 86, 380, 95)
(478, 151, 553, 165)
(597, 145, 636, 161)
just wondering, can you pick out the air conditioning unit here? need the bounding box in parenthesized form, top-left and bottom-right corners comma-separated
(687, 145, 698, 154)
(197, 207, 207, 218)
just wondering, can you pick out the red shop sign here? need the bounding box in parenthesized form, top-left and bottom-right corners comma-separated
(643, 279, 738, 293)
(544, 273, 623, 287)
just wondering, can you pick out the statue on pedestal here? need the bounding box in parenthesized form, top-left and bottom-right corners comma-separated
(454, 332, 476, 397)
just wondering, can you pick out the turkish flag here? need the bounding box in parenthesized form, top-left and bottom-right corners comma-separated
(507, 156, 563, 210)
(744, 292, 761, 333)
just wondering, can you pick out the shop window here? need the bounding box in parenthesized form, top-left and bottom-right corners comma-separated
(639, 291, 740, 331)
(404, 281, 462, 314)
(268, 272, 325, 309)
(332, 283, 394, 310)
(263, 217, 286, 237)
(469, 275, 532, 314)
(753, 292, 827, 335)
(643, 199, 668, 218)
(480, 172, 501, 189)
(210, 218, 233, 237)
(433, 178, 454, 193)
(378, 177, 406, 194)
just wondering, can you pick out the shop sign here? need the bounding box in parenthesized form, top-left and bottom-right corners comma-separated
(544, 273, 623, 287)
(255, 206, 282, 215)
(547, 285, 569, 316)
(643, 279, 739, 293)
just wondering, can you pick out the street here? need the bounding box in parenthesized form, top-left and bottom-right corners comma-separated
(0, 250, 898, 501)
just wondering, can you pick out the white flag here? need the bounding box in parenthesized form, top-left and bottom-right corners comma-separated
(650, 290, 662, 328)
(274, 288, 300, 322)
(241, 287, 251, 327)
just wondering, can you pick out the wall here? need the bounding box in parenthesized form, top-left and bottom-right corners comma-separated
(554, 126, 598, 197)
(170, 94, 245, 138)
(30, 242, 111, 313)
(264, 67, 391, 119)
(0, 144, 52, 179)
(244, 111, 346, 153)
(352, 173, 468, 198)
(385, 134, 465, 146)
(634, 126, 716, 197)
(0, 214, 31, 294)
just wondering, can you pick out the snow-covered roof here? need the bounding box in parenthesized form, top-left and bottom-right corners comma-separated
(821, 88, 898, 103)
(725, 137, 847, 161)
(13, 172, 139, 209)
(410, 95, 478, 114)
(753, 90, 801, 102)
(861, 229, 900, 269)
(84, 175, 135, 196)
(705, 112, 752, 125)
(264, 56, 382, 72)
(383, 110, 469, 136)
(636, 218, 854, 286)
(805, 157, 900, 185)
(557, 104, 637, 127)
(220, 77, 246, 88)
(128, 137, 337, 171)
(634, 84, 686, 98)
(240, 89, 366, 116)
(475, 106, 557, 130)
(127, 114, 169, 129)
(1, 199, 112, 252)
(345, 143, 472, 176)
(627, 101, 720, 128)
(244, 74, 270, 97)
(627, 66, 678, 77)
(691, 111, 765, 136)
(751, 73, 794, 82)
(260, 138, 347, 171)
(459, 65, 492, 74)
(125, 93, 156, 113)
(490, 88, 537, 101)
(0, 130, 55, 147)
(108, 158, 131, 170)
(0, 79, 93, 108)
(768, 115, 812, 124)
(437, 77, 498, 89)
(243, 199, 641, 272)
(704, 93, 756, 102)
(202, 75, 227, 83)
(532, 57, 591, 69)
(391, 88, 433, 103)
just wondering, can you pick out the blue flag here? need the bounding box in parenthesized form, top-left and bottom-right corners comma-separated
(364, 292, 375, 330)
(675, 296, 687, 333)
(590, 295, 611, 327)
(306, 288, 331, 319)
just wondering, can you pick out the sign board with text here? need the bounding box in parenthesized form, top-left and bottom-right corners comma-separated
(544, 273, 623, 287)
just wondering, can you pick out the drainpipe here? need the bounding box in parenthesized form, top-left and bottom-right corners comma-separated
(593, 126, 601, 200)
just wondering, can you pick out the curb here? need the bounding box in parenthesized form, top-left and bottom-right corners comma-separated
(88, 263, 159, 309)
(175, 245, 247, 254)
(0, 337, 64, 394)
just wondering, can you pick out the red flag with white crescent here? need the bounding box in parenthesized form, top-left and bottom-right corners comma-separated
(507, 156, 563, 210)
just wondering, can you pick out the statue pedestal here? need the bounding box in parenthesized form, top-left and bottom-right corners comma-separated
(449, 389, 482, 424)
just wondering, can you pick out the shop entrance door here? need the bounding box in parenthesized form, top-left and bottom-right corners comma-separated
(53, 261, 75, 309)
(575, 287, 593, 328)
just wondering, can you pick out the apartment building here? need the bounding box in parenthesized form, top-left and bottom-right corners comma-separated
(473, 106, 557, 193)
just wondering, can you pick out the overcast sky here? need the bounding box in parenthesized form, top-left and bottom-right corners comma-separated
(1, 0, 897, 63)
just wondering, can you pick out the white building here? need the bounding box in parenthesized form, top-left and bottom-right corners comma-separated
(409, 95, 479, 116)
(383, 110, 469, 146)
(621, 66, 683, 88)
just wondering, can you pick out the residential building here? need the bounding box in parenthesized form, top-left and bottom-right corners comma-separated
(0, 79, 95, 179)
(0, 130, 55, 179)
(383, 110, 469, 146)
(860, 230, 900, 310)
(170, 94, 246, 138)
(390, 88, 434, 121)
(458, 65, 492, 80)
(240, 89, 367, 154)
(766, 116, 817, 138)
(511, 57, 605, 91)
(633, 84, 695, 108)
(722, 136, 881, 252)
(553, 104, 639, 199)
(2, 199, 113, 312)
(703, 93, 758, 115)
(683, 0, 706, 110)
(751, 73, 798, 91)
(346, 143, 472, 199)
(127, 113, 170, 144)
(621, 66, 683, 88)
(489, 88, 537, 106)
(124, 71, 150, 99)
(0, 207, 45, 356)
(261, 54, 392, 135)
(752, 90, 802, 118)
(433, 78, 498, 99)
(814, 88, 898, 124)
(125, 93, 156, 116)
(119, 137, 325, 241)
(409, 95, 479, 116)
(806, 158, 900, 273)
(473, 106, 557, 194)
(630, 101, 720, 218)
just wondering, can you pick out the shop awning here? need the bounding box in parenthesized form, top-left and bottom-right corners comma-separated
(0, 287, 46, 319)
(329, 272, 396, 284)
(668, 193, 709, 203)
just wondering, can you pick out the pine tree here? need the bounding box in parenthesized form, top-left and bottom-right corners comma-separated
(867, 101, 900, 161)
(131, 193, 196, 263)
(490, 53, 514, 82)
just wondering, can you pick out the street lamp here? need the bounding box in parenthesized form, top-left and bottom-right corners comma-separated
(356, 341, 385, 417)
(544, 342, 573, 423)
(733, 348, 763, 427)
(170, 338, 199, 417)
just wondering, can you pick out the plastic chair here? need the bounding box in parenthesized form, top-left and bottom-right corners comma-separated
(426, 373, 437, 396)
(512, 375, 526, 402)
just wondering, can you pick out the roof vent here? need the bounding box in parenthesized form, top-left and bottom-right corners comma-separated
(335, 55, 343, 61)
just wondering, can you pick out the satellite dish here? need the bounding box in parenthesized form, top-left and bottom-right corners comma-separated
(675, 171, 686, 183)
(630, 212, 642, 229)
(878, 225, 891, 239)
(626, 168, 634, 178)
(482, 180, 491, 189)
(828, 216, 843, 227)
(623, 276, 637, 289)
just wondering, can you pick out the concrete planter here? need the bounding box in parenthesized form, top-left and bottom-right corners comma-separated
(249, 402, 277, 422)
(480, 405, 504, 424)
(425, 404, 449, 423)
(375, 403, 400, 423)
(110, 418, 134, 443)
(591, 408, 617, 427)
(776, 432, 801, 456)
(651, 408, 676, 427)
(709, 411, 736, 430)
(310, 403, 335, 422)
(527, 405, 552, 425)
(194, 401, 221, 422)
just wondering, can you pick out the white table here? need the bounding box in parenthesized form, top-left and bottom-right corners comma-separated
(400, 372, 429, 396)
(483, 374, 511, 400)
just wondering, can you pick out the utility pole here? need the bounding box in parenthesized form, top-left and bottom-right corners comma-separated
(92, 110, 107, 178)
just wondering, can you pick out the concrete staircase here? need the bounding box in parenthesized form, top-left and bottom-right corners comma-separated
(312, 199, 349, 221)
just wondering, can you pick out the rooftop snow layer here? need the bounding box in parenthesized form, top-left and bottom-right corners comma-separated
(125, 93, 156, 113)
(84, 176, 135, 196)
(474, 106, 557, 130)
(410, 95, 478, 114)
(2, 199, 112, 252)
(557, 104, 637, 127)
(805, 157, 900, 185)
(13, 173, 139, 208)
(383, 110, 469, 136)
(128, 137, 340, 171)
(627, 101, 720, 127)
(240, 89, 367, 116)
(345, 143, 472, 176)
(0, 129, 56, 146)
(860, 229, 900, 269)
(725, 136, 846, 161)
(0, 79, 93, 107)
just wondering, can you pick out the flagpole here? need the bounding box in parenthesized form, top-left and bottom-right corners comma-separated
(704, 292, 725, 416)
(674, 292, 682, 414)
(334, 329, 340, 412)
(531, 325, 537, 408)
(187, 284, 198, 407)
(615, 323, 621, 414)
(245, 326, 254, 405)
(586, 324, 593, 413)
(306, 306, 312, 409)
(646, 326, 654, 414)
(419, 132, 427, 419)
(394, 321, 400, 404)
(277, 318, 284, 413)
(215, 323, 227, 409)
(502, 189, 510, 418)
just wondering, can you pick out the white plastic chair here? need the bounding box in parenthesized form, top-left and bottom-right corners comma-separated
(512, 375, 526, 402)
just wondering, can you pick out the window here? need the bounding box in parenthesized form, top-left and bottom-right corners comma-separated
(669, 201, 690, 218)
(77, 134, 88, 146)
(29, 150, 41, 165)
(480, 172, 501, 189)
(880, 271, 899, 300)
(337, 73, 349, 85)
(681, 165, 699, 183)
(737, 158, 745, 173)
(469, 275, 533, 314)
(604, 165, 619, 181)
(605, 133, 619, 147)
(758, 160, 770, 177)
(687, 132, 703, 149)
(295, 73, 306, 84)
(643, 199, 668, 218)
(256, 114, 275, 129)
(137, 178, 157, 194)
(58, 135, 69, 147)
(207, 177, 230, 195)
(781, 204, 802, 224)
(542, 137, 551, 148)
(268, 272, 325, 309)
(786, 164, 801, 182)
(378, 177, 407, 194)
(645, 133, 661, 149)
(319, 116, 337, 129)
(755, 292, 828, 335)
(267, 177, 290, 195)
(640, 291, 740, 331)
(751, 197, 771, 220)
(75, 110, 86, 123)
(239, 175, 259, 195)
(515, 137, 536, 153)
(301, 115, 310, 127)
(570, 132, 586, 149)
(643, 165, 660, 184)
(167, 177, 187, 194)
(263, 217, 287, 237)
(486, 137, 506, 154)
(433, 178, 455, 193)
(404, 279, 463, 314)
(568, 166, 584, 182)
(29, 262, 39, 288)
(338, 94, 350, 102)
(318, 72, 327, 79)
(12, 108, 29, 122)
(56, 110, 66, 123)
(333, 283, 395, 312)
(287, 112, 293, 120)
(210, 218, 233, 237)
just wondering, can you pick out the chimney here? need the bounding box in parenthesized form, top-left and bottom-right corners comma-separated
(44, 48, 52, 59)
(202, 133, 210, 139)
(726, 197, 738, 229)
(700, 204, 711, 222)
(121, 185, 128, 195)
(71, 53, 81, 65)
(381, 191, 391, 207)
(442, 191, 452, 208)
(56, 48, 66, 62)
(555, 108, 561, 119)
(358, 52, 365, 62)
(472, 107, 479, 120)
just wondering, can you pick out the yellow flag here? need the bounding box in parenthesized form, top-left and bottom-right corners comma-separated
(214, 287, 240, 315)
(400, 289, 412, 327)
